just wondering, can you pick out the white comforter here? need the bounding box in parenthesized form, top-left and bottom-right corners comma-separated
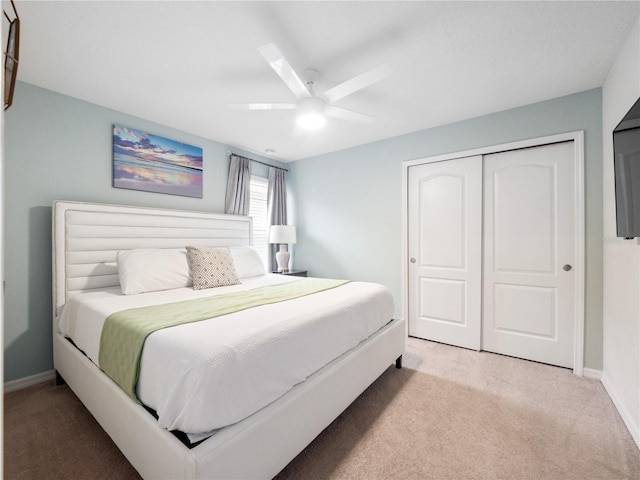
(59, 274, 394, 439)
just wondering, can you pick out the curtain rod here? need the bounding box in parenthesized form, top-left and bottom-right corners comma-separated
(226, 152, 288, 172)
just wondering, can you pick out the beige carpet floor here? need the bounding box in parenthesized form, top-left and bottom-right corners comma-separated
(5, 337, 640, 479)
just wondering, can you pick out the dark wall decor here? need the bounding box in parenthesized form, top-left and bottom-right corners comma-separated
(4, 0, 20, 110)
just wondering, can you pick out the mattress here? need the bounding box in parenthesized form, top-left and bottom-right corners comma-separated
(58, 274, 394, 440)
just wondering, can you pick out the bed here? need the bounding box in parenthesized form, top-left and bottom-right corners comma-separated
(52, 200, 406, 479)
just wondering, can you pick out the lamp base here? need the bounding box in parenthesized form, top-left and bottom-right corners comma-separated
(275, 245, 290, 273)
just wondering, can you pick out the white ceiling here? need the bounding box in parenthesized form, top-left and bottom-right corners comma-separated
(14, 1, 640, 162)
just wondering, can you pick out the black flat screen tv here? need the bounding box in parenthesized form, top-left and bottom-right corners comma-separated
(613, 96, 640, 239)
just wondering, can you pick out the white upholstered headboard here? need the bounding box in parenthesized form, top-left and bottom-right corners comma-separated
(52, 201, 252, 319)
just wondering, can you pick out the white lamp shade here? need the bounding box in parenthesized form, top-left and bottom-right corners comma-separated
(269, 225, 297, 244)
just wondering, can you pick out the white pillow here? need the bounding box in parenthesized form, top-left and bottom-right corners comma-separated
(117, 248, 192, 295)
(229, 246, 267, 278)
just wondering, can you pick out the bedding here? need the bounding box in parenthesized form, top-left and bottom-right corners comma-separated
(229, 245, 266, 278)
(115, 246, 265, 294)
(185, 246, 240, 289)
(99, 277, 349, 401)
(59, 274, 394, 440)
(117, 248, 192, 294)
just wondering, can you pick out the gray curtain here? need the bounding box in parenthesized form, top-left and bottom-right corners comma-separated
(224, 154, 252, 215)
(268, 167, 287, 272)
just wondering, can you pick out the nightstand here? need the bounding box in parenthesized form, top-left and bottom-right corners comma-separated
(273, 270, 308, 277)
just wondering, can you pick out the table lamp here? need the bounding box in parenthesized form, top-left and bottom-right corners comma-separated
(269, 225, 296, 272)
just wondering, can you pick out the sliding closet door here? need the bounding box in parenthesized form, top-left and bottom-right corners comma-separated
(482, 142, 576, 368)
(407, 156, 482, 350)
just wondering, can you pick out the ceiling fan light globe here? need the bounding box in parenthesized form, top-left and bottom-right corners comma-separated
(297, 96, 326, 130)
(297, 112, 326, 130)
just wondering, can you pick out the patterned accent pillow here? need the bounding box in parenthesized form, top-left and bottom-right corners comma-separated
(186, 246, 240, 290)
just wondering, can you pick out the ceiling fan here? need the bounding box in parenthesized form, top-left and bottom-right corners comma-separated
(230, 43, 393, 130)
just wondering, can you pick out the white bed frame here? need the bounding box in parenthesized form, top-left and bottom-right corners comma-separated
(52, 200, 406, 479)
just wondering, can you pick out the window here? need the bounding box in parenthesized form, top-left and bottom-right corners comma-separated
(249, 175, 269, 270)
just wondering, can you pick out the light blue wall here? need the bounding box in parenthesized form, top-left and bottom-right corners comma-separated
(288, 88, 604, 369)
(3, 81, 284, 381)
(3, 83, 604, 381)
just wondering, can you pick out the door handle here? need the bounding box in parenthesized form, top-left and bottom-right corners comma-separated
(410, 258, 416, 264)
(563, 264, 572, 271)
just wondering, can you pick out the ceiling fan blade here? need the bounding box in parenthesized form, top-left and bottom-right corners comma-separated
(229, 103, 297, 111)
(325, 105, 376, 124)
(258, 43, 310, 99)
(323, 63, 393, 103)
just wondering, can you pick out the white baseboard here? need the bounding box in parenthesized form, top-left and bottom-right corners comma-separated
(583, 367, 602, 380)
(601, 373, 640, 450)
(4, 370, 56, 393)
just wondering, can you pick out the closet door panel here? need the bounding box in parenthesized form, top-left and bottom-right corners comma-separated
(408, 156, 482, 350)
(492, 164, 555, 273)
(482, 142, 575, 368)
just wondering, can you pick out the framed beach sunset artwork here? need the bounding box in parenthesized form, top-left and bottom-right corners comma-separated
(113, 125, 203, 198)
